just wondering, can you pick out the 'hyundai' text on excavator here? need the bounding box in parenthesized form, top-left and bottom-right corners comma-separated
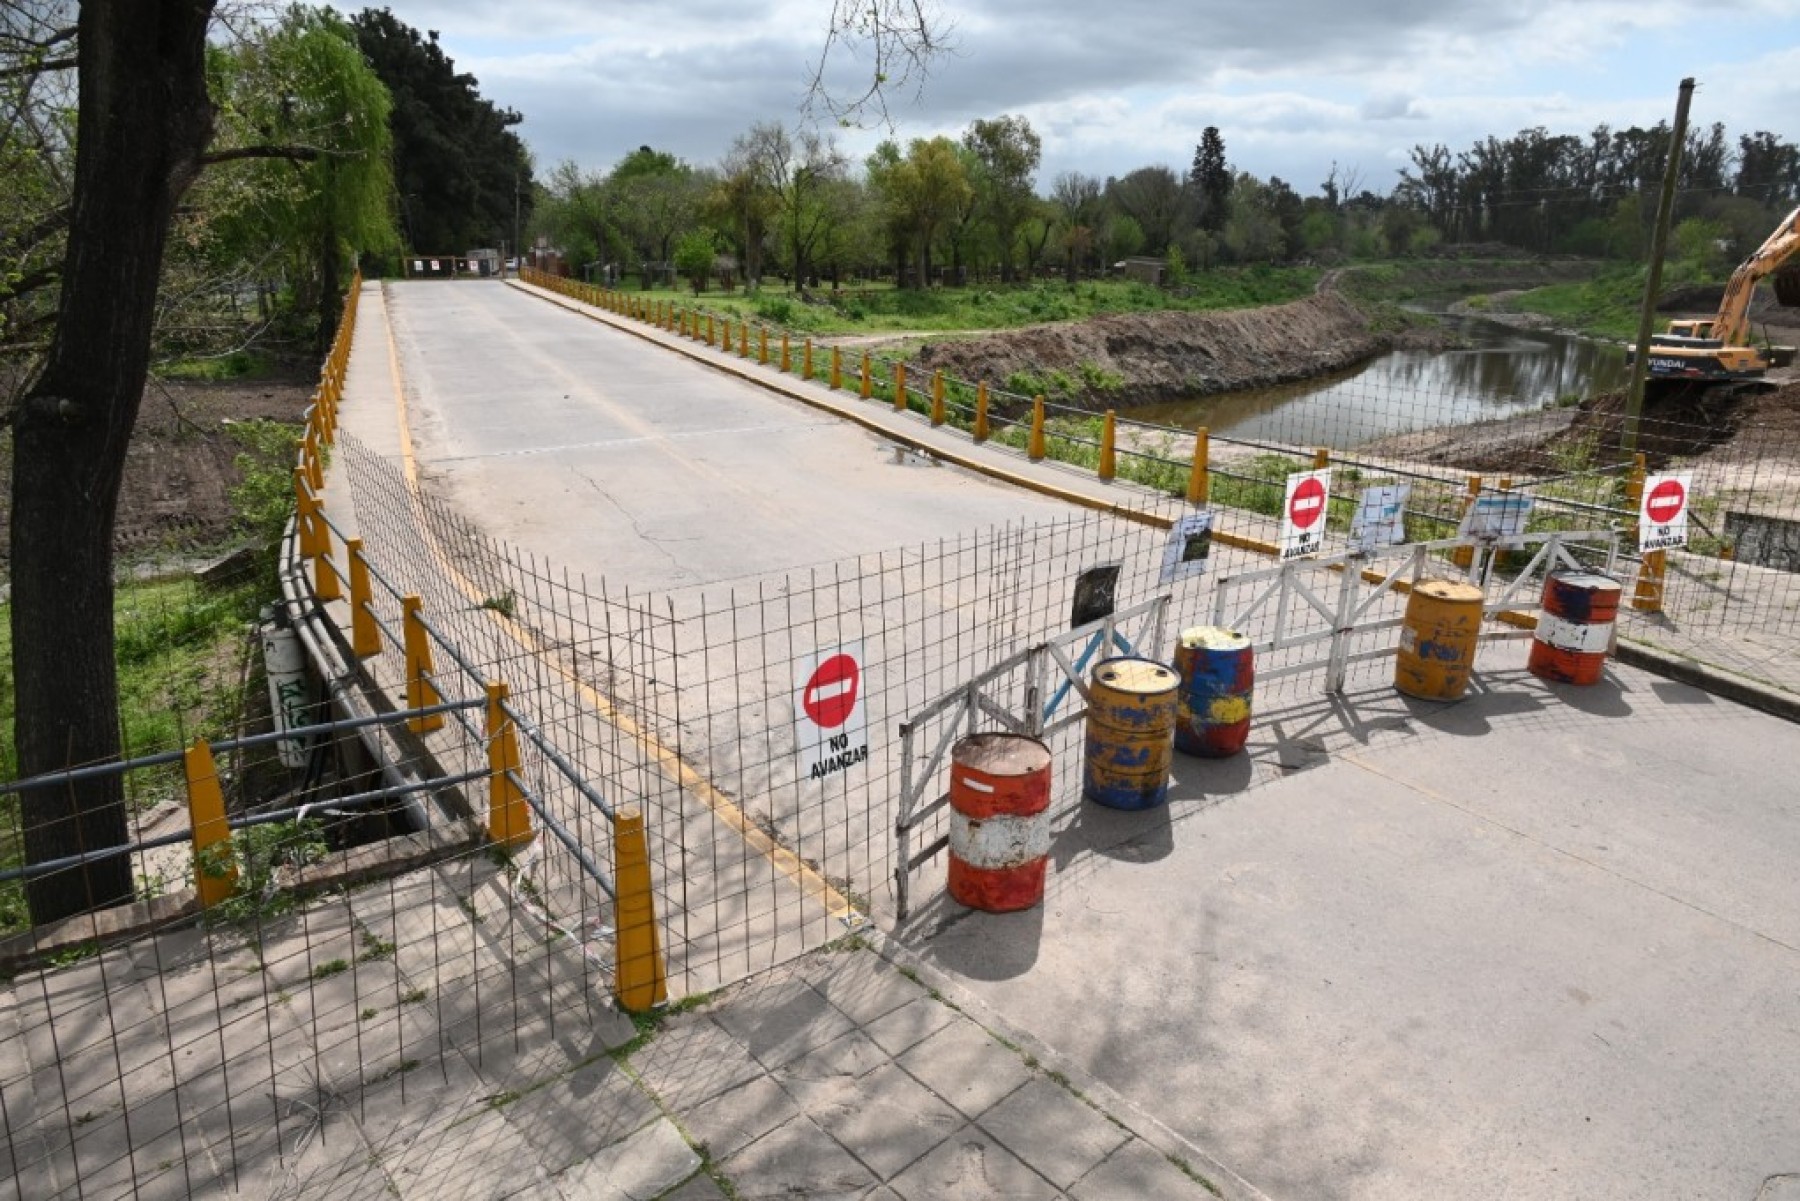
(1636, 203, 1800, 396)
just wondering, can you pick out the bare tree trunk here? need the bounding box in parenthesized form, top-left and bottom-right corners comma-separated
(10, 0, 217, 925)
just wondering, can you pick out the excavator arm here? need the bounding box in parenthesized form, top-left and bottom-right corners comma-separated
(1712, 203, 1800, 347)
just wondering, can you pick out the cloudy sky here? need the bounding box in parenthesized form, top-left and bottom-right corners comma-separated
(374, 0, 1800, 194)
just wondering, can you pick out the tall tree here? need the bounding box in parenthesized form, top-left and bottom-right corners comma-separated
(962, 115, 1041, 281)
(1051, 171, 1102, 282)
(1189, 127, 1231, 233)
(10, 0, 218, 923)
(867, 136, 970, 287)
(1109, 166, 1185, 256)
(350, 8, 532, 253)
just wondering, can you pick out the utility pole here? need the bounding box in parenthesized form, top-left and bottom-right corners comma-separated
(1624, 77, 1696, 456)
(513, 168, 521, 275)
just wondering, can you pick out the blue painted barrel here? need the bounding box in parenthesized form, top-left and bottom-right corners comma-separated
(1172, 626, 1254, 758)
(1083, 657, 1180, 810)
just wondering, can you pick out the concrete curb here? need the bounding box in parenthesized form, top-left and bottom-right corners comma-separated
(859, 924, 1273, 1201)
(1614, 638, 1800, 724)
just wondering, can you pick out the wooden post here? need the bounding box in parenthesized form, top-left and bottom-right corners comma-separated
(1099, 410, 1117, 480)
(974, 382, 990, 441)
(1029, 396, 1047, 461)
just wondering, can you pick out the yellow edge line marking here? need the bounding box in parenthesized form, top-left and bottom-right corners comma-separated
(374, 283, 859, 922)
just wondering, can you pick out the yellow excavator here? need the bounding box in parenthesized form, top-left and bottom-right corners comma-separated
(1639, 203, 1800, 392)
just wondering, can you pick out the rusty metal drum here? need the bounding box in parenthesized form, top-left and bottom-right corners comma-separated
(1395, 579, 1485, 700)
(1528, 570, 1621, 686)
(1172, 626, 1254, 758)
(1083, 657, 1181, 810)
(947, 733, 1053, 912)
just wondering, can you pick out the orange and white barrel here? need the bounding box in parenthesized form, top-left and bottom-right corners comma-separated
(1528, 570, 1621, 686)
(946, 733, 1053, 913)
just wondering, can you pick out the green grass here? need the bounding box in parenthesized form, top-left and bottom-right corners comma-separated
(1507, 267, 1647, 340)
(157, 349, 278, 382)
(665, 269, 1320, 337)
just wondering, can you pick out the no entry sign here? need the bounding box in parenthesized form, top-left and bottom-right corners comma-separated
(1640, 473, 1691, 552)
(1280, 468, 1332, 561)
(794, 643, 869, 782)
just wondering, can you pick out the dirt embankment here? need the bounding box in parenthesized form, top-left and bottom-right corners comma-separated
(0, 379, 313, 569)
(913, 289, 1388, 413)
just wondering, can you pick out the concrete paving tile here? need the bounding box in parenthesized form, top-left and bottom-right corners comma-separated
(885, 1126, 1061, 1201)
(1068, 1136, 1219, 1199)
(805, 1062, 965, 1181)
(385, 1099, 556, 1201)
(680, 1074, 803, 1162)
(799, 949, 925, 1026)
(708, 975, 856, 1071)
(976, 1077, 1127, 1191)
(554, 1117, 701, 1201)
(859, 995, 959, 1058)
(893, 1019, 1033, 1120)
(499, 1055, 662, 1174)
(718, 1113, 878, 1201)
(654, 1170, 732, 1200)
(774, 1029, 891, 1108)
(630, 1013, 770, 1113)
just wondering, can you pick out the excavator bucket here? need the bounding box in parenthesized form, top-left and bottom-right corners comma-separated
(1775, 264, 1800, 308)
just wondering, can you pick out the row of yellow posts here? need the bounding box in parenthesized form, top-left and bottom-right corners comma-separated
(517, 268, 1223, 506)
(517, 268, 1668, 619)
(185, 271, 667, 1011)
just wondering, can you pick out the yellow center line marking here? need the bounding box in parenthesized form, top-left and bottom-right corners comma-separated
(373, 283, 860, 923)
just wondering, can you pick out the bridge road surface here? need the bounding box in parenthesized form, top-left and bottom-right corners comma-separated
(336, 279, 1091, 991)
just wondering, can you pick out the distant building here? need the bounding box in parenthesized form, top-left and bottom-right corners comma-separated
(1114, 257, 1165, 286)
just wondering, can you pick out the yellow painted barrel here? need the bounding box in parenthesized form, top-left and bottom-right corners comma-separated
(1083, 657, 1180, 810)
(1395, 579, 1485, 700)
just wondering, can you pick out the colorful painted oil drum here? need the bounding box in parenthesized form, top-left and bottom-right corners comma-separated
(1395, 579, 1485, 700)
(947, 733, 1053, 912)
(1528, 570, 1621, 686)
(1172, 626, 1254, 758)
(1083, 657, 1180, 810)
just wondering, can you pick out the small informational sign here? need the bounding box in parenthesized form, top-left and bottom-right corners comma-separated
(412, 259, 424, 273)
(1070, 563, 1123, 628)
(1640, 473, 1691, 552)
(1160, 510, 1215, 583)
(794, 643, 868, 782)
(1350, 483, 1411, 554)
(1280, 468, 1331, 561)
(1459, 493, 1534, 541)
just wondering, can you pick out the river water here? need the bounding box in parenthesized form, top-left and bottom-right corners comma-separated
(1127, 312, 1630, 448)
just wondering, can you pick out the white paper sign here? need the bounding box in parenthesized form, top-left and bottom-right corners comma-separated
(793, 643, 869, 783)
(1350, 483, 1411, 553)
(1160, 510, 1215, 583)
(1459, 493, 1533, 541)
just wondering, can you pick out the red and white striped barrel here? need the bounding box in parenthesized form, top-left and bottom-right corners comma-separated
(946, 733, 1052, 913)
(1528, 570, 1622, 686)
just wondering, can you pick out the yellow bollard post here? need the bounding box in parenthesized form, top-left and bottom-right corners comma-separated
(304, 429, 323, 491)
(346, 539, 381, 658)
(974, 381, 990, 441)
(1099, 410, 1117, 480)
(612, 805, 669, 1013)
(893, 362, 908, 412)
(402, 595, 445, 733)
(1186, 427, 1211, 504)
(706, 315, 715, 346)
(485, 682, 534, 848)
(739, 321, 749, 358)
(803, 338, 814, 380)
(186, 738, 236, 909)
(781, 333, 791, 373)
(831, 347, 843, 390)
(1313, 446, 1330, 471)
(861, 352, 872, 400)
(294, 472, 324, 558)
(1029, 396, 1047, 461)
(718, 317, 729, 349)
(930, 372, 946, 426)
(1452, 474, 1482, 569)
(1626, 453, 1665, 612)
(313, 536, 342, 602)
(759, 328, 769, 365)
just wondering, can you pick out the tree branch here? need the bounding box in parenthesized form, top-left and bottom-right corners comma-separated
(199, 143, 324, 166)
(0, 54, 76, 79)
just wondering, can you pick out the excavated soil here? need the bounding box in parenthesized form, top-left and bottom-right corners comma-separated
(911, 291, 1391, 413)
(0, 378, 314, 569)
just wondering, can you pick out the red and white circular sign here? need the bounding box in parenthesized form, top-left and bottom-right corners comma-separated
(1645, 478, 1686, 525)
(1289, 476, 1327, 531)
(801, 653, 860, 729)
